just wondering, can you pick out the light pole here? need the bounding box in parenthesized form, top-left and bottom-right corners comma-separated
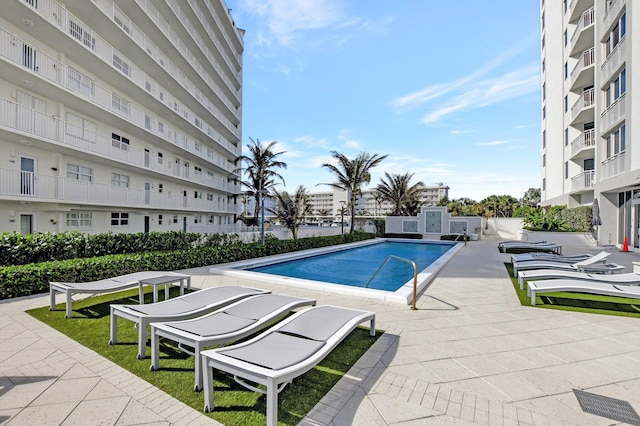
(260, 189, 266, 245)
(340, 200, 346, 235)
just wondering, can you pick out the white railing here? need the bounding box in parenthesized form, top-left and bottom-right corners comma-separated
(601, 37, 626, 77)
(601, 152, 625, 180)
(571, 88, 595, 119)
(570, 129, 595, 156)
(600, 93, 626, 132)
(570, 47, 594, 82)
(0, 167, 237, 212)
(0, 96, 238, 191)
(571, 170, 595, 192)
(571, 7, 595, 45)
(18, 0, 241, 140)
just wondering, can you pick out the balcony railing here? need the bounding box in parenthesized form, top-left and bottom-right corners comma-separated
(0, 97, 238, 193)
(571, 170, 595, 192)
(571, 88, 595, 118)
(570, 129, 595, 156)
(571, 7, 595, 45)
(570, 47, 594, 82)
(17, 0, 241, 139)
(0, 167, 239, 213)
(601, 152, 625, 180)
(600, 93, 626, 132)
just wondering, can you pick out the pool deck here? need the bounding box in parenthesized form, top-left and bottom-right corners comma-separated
(2, 236, 640, 425)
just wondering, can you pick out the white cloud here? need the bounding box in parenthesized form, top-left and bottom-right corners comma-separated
(477, 140, 512, 146)
(420, 65, 539, 124)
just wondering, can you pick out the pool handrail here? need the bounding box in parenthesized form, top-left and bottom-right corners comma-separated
(366, 255, 419, 310)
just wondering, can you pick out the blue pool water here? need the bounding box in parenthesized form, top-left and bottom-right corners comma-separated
(248, 241, 454, 291)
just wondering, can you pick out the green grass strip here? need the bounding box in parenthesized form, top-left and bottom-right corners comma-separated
(28, 288, 381, 426)
(505, 263, 640, 318)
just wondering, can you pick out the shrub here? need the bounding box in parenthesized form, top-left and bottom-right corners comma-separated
(522, 205, 592, 232)
(0, 232, 375, 300)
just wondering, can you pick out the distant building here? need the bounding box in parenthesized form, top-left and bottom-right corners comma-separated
(307, 185, 450, 222)
(0, 0, 243, 234)
(540, 0, 635, 247)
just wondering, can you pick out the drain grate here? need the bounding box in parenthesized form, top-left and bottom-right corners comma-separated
(574, 389, 640, 426)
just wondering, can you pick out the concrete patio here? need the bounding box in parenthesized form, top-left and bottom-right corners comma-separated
(2, 235, 640, 425)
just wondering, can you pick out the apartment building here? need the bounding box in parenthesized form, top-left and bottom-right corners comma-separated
(540, 0, 637, 247)
(307, 185, 450, 222)
(0, 0, 243, 235)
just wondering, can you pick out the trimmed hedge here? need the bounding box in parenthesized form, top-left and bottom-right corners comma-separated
(0, 232, 374, 300)
(384, 233, 422, 239)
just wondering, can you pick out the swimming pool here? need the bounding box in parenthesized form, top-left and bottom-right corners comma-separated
(209, 238, 463, 304)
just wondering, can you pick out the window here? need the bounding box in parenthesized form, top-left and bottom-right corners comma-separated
(605, 124, 626, 159)
(66, 112, 96, 143)
(564, 128, 569, 146)
(158, 152, 164, 165)
(111, 93, 130, 116)
(66, 212, 92, 228)
(67, 67, 94, 97)
(112, 53, 130, 76)
(564, 62, 568, 79)
(111, 173, 130, 188)
(194, 215, 201, 224)
(542, 83, 545, 101)
(542, 59, 545, 73)
(542, 130, 546, 148)
(69, 20, 95, 50)
(542, 178, 546, 191)
(208, 215, 215, 223)
(564, 162, 568, 179)
(605, 13, 626, 57)
(173, 215, 179, 224)
(541, 12, 545, 30)
(194, 191, 202, 199)
(564, 95, 568, 112)
(111, 133, 130, 151)
(207, 193, 214, 201)
(158, 183, 163, 193)
(111, 212, 129, 226)
(67, 164, 92, 181)
(158, 214, 163, 225)
(563, 30, 567, 46)
(605, 68, 627, 107)
(195, 143, 202, 153)
(113, 10, 131, 34)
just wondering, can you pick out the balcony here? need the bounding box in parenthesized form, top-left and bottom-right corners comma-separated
(0, 97, 238, 193)
(603, 0, 623, 31)
(601, 152, 625, 180)
(601, 37, 626, 81)
(0, 167, 238, 213)
(600, 94, 626, 133)
(570, 88, 595, 125)
(570, 48, 594, 92)
(570, 7, 595, 57)
(570, 129, 595, 160)
(13, 0, 241, 139)
(569, 0, 593, 22)
(570, 170, 595, 193)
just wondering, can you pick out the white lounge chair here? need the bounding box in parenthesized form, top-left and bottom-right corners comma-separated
(110, 286, 269, 359)
(50, 271, 191, 318)
(201, 305, 376, 426)
(518, 270, 640, 290)
(498, 240, 547, 249)
(512, 251, 616, 277)
(151, 294, 317, 391)
(500, 242, 561, 254)
(528, 279, 640, 305)
(510, 252, 592, 264)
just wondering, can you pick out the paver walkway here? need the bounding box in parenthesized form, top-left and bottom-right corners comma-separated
(1, 236, 640, 425)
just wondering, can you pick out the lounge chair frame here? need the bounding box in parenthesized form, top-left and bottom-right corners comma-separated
(110, 286, 269, 359)
(50, 271, 190, 318)
(150, 294, 317, 391)
(201, 305, 376, 426)
(528, 279, 640, 305)
(518, 270, 640, 290)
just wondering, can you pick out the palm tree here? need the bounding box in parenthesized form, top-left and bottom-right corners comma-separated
(268, 186, 313, 240)
(235, 138, 287, 220)
(375, 172, 425, 216)
(321, 151, 387, 233)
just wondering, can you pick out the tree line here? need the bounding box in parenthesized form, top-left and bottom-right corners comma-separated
(235, 138, 542, 239)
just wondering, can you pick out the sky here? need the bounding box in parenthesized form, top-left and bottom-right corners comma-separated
(226, 0, 541, 202)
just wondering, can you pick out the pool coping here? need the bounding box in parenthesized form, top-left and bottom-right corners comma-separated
(208, 238, 464, 305)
